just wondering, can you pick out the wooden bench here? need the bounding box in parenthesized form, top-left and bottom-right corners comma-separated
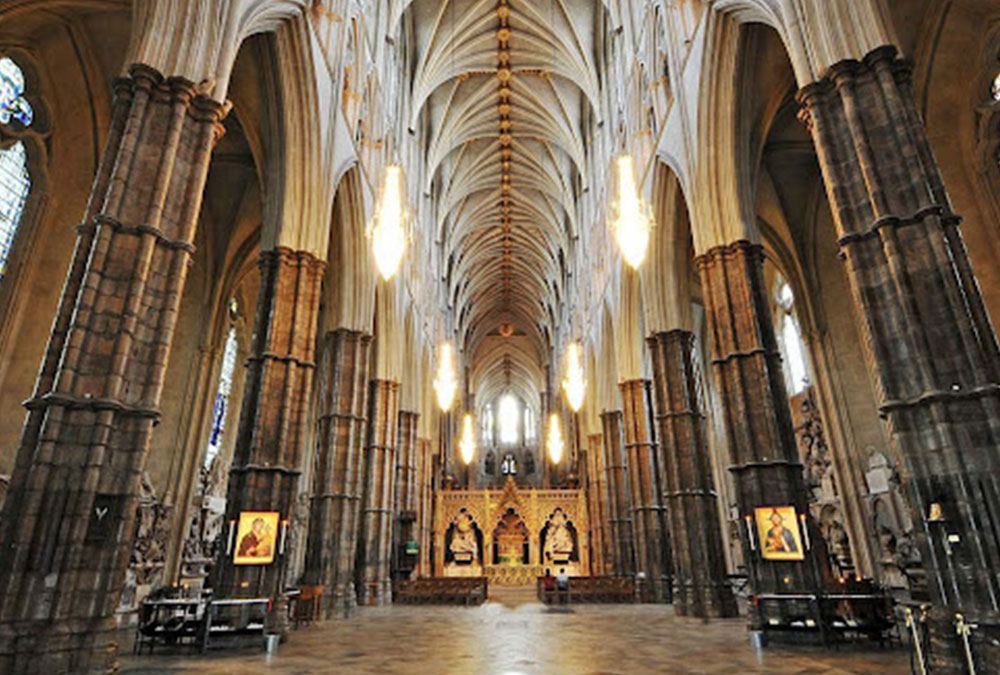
(201, 597, 270, 652)
(754, 591, 895, 647)
(537, 576, 636, 604)
(393, 577, 488, 606)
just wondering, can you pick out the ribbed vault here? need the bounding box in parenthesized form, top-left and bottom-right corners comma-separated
(401, 0, 605, 407)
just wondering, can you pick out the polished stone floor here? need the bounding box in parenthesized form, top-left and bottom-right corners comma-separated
(120, 592, 908, 674)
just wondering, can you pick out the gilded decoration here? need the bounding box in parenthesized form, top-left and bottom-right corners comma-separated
(435, 476, 589, 585)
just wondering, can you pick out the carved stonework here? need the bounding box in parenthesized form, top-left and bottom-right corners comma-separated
(118, 473, 172, 620)
(433, 476, 589, 585)
(790, 387, 852, 574)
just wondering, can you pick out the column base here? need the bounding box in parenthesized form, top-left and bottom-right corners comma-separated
(324, 581, 358, 619)
(0, 618, 118, 675)
(673, 580, 739, 619)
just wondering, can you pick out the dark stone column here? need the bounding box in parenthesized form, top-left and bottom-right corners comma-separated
(585, 432, 607, 575)
(648, 330, 738, 618)
(799, 45, 1000, 670)
(601, 410, 635, 576)
(416, 437, 433, 577)
(0, 66, 225, 674)
(696, 240, 828, 608)
(301, 329, 371, 616)
(619, 380, 673, 602)
(213, 248, 324, 608)
(356, 379, 399, 605)
(392, 410, 419, 580)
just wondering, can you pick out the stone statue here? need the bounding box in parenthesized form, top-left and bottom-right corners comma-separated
(449, 511, 478, 562)
(544, 509, 574, 561)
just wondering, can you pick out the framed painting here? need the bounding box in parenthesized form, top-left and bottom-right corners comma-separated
(754, 506, 805, 561)
(233, 511, 280, 565)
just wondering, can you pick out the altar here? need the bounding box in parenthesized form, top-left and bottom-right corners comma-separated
(435, 476, 590, 586)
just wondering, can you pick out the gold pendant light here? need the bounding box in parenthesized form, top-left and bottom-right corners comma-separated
(459, 412, 476, 465)
(546, 413, 564, 464)
(370, 165, 407, 280)
(561, 341, 585, 413)
(609, 155, 653, 269)
(433, 341, 458, 412)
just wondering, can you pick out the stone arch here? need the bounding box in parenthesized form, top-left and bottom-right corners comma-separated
(323, 165, 375, 334)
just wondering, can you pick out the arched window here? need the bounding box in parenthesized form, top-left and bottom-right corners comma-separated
(524, 406, 535, 443)
(0, 57, 33, 281)
(0, 58, 33, 126)
(481, 404, 494, 445)
(498, 394, 520, 445)
(775, 280, 809, 394)
(204, 326, 238, 468)
(991, 70, 1000, 102)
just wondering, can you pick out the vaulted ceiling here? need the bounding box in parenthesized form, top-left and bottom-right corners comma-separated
(401, 0, 606, 409)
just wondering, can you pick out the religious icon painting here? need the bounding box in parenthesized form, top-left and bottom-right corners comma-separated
(754, 506, 805, 561)
(233, 511, 280, 565)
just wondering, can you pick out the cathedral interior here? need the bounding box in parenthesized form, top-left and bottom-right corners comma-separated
(0, 0, 999, 673)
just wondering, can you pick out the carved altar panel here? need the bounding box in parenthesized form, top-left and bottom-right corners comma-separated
(434, 476, 590, 585)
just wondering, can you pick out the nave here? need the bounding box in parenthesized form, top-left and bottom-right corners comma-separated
(0, 0, 998, 674)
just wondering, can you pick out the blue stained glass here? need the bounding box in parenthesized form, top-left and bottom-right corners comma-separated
(0, 142, 30, 278)
(0, 58, 33, 127)
(204, 326, 238, 468)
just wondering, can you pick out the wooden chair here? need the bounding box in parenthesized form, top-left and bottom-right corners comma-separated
(293, 585, 324, 628)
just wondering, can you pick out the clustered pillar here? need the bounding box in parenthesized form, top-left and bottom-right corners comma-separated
(584, 432, 607, 575)
(648, 330, 737, 618)
(392, 410, 420, 579)
(356, 379, 399, 605)
(799, 45, 1000, 670)
(619, 380, 672, 602)
(696, 240, 827, 608)
(600, 410, 635, 577)
(301, 329, 372, 616)
(416, 437, 435, 577)
(213, 248, 324, 608)
(0, 66, 225, 675)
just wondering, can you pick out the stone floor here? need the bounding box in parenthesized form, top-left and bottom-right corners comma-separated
(120, 592, 909, 674)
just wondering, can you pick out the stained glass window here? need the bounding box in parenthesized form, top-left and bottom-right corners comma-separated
(776, 281, 809, 394)
(499, 394, 519, 445)
(481, 404, 494, 445)
(0, 58, 33, 126)
(0, 142, 30, 279)
(204, 326, 238, 468)
(524, 406, 535, 442)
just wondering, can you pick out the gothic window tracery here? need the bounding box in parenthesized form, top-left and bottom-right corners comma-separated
(0, 58, 33, 126)
(204, 325, 238, 469)
(0, 57, 32, 281)
(499, 394, 519, 445)
(482, 404, 494, 445)
(775, 279, 809, 394)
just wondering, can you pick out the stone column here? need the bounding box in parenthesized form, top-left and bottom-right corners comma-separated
(799, 45, 1000, 670)
(696, 240, 827, 605)
(619, 380, 673, 603)
(301, 329, 371, 616)
(0, 66, 225, 674)
(213, 247, 324, 607)
(601, 410, 635, 576)
(356, 379, 399, 605)
(583, 433, 605, 575)
(416, 437, 434, 577)
(392, 410, 419, 579)
(588, 432, 613, 574)
(648, 330, 738, 618)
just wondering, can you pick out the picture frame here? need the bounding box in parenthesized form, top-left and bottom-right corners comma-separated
(754, 505, 805, 561)
(233, 511, 280, 565)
